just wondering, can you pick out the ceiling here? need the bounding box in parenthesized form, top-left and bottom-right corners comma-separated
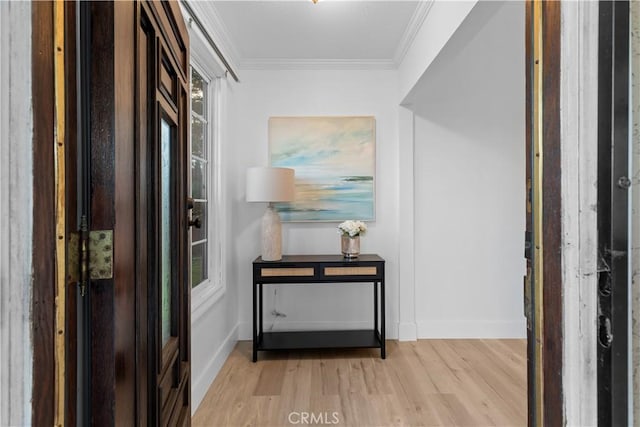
(206, 1, 430, 70)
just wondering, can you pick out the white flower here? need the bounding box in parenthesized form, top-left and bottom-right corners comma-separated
(338, 220, 367, 237)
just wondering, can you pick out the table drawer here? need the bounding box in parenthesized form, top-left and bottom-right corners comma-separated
(323, 266, 378, 276)
(259, 267, 315, 278)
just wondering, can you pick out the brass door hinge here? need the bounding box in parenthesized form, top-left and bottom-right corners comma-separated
(68, 229, 113, 287)
(88, 230, 113, 280)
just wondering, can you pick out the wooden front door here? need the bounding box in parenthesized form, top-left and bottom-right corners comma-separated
(137, 2, 191, 425)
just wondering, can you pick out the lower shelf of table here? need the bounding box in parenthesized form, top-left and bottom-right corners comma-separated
(256, 329, 383, 352)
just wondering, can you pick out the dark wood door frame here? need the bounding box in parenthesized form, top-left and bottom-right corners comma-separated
(525, 1, 563, 425)
(539, 3, 563, 426)
(31, 2, 57, 424)
(31, 2, 83, 425)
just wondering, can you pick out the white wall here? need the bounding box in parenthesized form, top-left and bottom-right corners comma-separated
(410, 1, 526, 338)
(397, 106, 417, 340)
(398, 0, 477, 104)
(229, 69, 400, 340)
(0, 1, 33, 425)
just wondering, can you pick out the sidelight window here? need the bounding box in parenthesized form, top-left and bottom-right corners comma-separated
(189, 60, 225, 314)
(190, 66, 209, 289)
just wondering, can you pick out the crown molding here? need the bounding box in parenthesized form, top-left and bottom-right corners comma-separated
(186, 0, 430, 72)
(393, 0, 435, 66)
(239, 58, 397, 71)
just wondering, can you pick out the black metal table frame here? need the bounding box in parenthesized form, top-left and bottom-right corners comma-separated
(252, 255, 386, 362)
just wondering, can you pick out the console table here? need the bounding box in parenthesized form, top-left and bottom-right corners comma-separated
(252, 254, 385, 362)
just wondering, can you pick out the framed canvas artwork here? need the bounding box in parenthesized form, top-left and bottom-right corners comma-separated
(269, 116, 376, 222)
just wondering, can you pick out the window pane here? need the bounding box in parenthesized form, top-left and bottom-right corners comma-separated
(160, 119, 173, 346)
(191, 159, 206, 200)
(191, 242, 207, 288)
(192, 117, 205, 158)
(191, 201, 207, 243)
(191, 68, 207, 117)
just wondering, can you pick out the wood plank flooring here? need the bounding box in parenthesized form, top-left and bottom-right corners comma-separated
(193, 340, 527, 427)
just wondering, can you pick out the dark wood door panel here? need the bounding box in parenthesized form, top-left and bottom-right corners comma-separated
(139, 1, 191, 425)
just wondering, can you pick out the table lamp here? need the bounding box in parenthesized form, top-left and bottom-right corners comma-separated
(246, 167, 295, 261)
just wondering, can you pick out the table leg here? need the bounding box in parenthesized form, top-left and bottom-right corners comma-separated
(252, 280, 257, 362)
(381, 278, 386, 359)
(374, 281, 378, 332)
(258, 283, 264, 337)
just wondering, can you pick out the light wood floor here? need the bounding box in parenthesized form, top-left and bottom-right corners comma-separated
(193, 340, 527, 427)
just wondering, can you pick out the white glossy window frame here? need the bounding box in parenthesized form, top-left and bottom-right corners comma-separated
(189, 54, 226, 322)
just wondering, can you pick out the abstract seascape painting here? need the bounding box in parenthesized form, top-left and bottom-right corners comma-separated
(269, 116, 375, 222)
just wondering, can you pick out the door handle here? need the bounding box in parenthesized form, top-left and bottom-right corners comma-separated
(186, 197, 201, 228)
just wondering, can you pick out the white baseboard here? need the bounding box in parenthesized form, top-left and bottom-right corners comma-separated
(417, 319, 526, 339)
(237, 321, 399, 341)
(191, 323, 239, 415)
(398, 322, 418, 341)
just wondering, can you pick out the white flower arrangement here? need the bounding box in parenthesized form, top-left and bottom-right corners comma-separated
(338, 220, 367, 237)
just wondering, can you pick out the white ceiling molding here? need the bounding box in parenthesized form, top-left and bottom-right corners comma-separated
(239, 58, 397, 71)
(202, 1, 425, 71)
(181, 0, 242, 76)
(393, 0, 434, 66)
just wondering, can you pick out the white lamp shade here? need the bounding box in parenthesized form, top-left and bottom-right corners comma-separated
(246, 167, 295, 202)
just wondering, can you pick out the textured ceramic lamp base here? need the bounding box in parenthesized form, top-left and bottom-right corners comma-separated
(261, 204, 282, 261)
